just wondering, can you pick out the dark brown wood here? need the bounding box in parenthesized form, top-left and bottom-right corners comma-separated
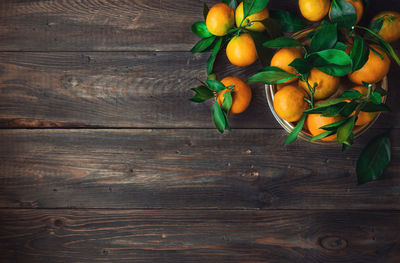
(0, 51, 398, 128)
(0, 209, 399, 263)
(0, 129, 399, 210)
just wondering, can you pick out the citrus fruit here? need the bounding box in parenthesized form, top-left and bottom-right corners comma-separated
(348, 44, 390, 85)
(299, 0, 330, 22)
(349, 86, 378, 126)
(270, 47, 304, 84)
(217, 76, 252, 114)
(273, 85, 308, 122)
(226, 33, 258, 67)
(307, 113, 342, 141)
(330, 0, 363, 24)
(235, 2, 270, 32)
(372, 11, 400, 43)
(298, 68, 340, 100)
(206, 3, 235, 36)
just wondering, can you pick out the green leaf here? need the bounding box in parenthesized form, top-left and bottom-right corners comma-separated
(243, 0, 270, 18)
(329, 0, 357, 29)
(207, 73, 217, 80)
(203, 3, 209, 20)
(313, 98, 347, 108)
(223, 111, 232, 132)
(190, 36, 216, 53)
(207, 37, 223, 74)
(212, 101, 226, 133)
(361, 102, 391, 112)
(350, 36, 370, 71)
(337, 116, 355, 144)
(249, 30, 274, 67)
(270, 10, 305, 33)
(358, 25, 400, 66)
(310, 49, 353, 77)
(320, 118, 348, 131)
(310, 23, 338, 53)
(334, 41, 348, 51)
(222, 91, 233, 113)
(206, 80, 226, 91)
(222, 0, 238, 11)
(341, 89, 362, 99)
(304, 102, 348, 116)
(248, 66, 298, 84)
(339, 101, 358, 117)
(284, 114, 306, 145)
(261, 18, 283, 39)
(357, 133, 391, 185)
(191, 22, 213, 38)
(369, 16, 384, 34)
(370, 91, 382, 104)
(263, 36, 302, 48)
(289, 58, 312, 75)
(310, 131, 335, 142)
(190, 85, 214, 103)
(374, 86, 387, 96)
(342, 132, 354, 151)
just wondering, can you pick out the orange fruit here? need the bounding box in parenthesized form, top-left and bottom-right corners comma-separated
(226, 33, 257, 67)
(235, 2, 270, 32)
(217, 76, 252, 114)
(299, 0, 330, 22)
(270, 47, 304, 84)
(372, 11, 400, 43)
(330, 0, 363, 24)
(273, 85, 309, 122)
(206, 3, 235, 36)
(298, 68, 340, 100)
(307, 113, 342, 141)
(348, 44, 390, 85)
(349, 86, 378, 126)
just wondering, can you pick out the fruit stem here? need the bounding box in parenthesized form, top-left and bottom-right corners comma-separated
(304, 78, 315, 108)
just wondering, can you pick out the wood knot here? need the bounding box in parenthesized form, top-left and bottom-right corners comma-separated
(54, 219, 63, 227)
(319, 236, 348, 250)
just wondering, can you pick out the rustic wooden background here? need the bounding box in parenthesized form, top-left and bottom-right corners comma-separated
(0, 0, 399, 262)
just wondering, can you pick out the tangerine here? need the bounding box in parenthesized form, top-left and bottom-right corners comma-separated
(307, 113, 342, 141)
(206, 3, 235, 36)
(270, 47, 304, 84)
(372, 11, 400, 43)
(235, 2, 270, 32)
(299, 0, 330, 22)
(217, 76, 252, 114)
(226, 33, 258, 67)
(298, 68, 340, 100)
(273, 85, 309, 122)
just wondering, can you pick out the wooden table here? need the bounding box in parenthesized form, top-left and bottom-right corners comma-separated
(0, 0, 399, 262)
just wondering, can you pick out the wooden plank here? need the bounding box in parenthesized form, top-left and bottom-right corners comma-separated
(0, 209, 399, 263)
(0, 51, 398, 128)
(0, 0, 398, 51)
(0, 129, 399, 209)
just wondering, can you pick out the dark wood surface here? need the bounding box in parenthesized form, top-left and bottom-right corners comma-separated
(0, 0, 399, 262)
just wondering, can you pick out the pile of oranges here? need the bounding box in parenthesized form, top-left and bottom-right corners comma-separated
(191, 0, 400, 142)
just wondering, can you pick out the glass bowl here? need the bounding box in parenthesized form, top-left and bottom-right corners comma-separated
(265, 29, 388, 145)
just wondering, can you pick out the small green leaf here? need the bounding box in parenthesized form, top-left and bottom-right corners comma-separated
(320, 118, 348, 131)
(342, 132, 354, 151)
(261, 18, 283, 39)
(212, 101, 226, 133)
(370, 91, 382, 104)
(341, 89, 362, 99)
(350, 36, 370, 71)
(206, 80, 226, 91)
(284, 114, 306, 145)
(190, 36, 216, 53)
(248, 66, 298, 84)
(337, 116, 355, 144)
(270, 10, 305, 33)
(334, 41, 348, 51)
(304, 101, 348, 116)
(207, 73, 217, 80)
(289, 58, 312, 75)
(207, 37, 223, 74)
(310, 49, 353, 77)
(369, 16, 384, 33)
(310, 23, 338, 53)
(357, 133, 391, 185)
(263, 36, 302, 48)
(310, 131, 335, 142)
(191, 21, 213, 38)
(223, 111, 232, 132)
(203, 3, 210, 20)
(190, 85, 214, 103)
(249, 30, 274, 67)
(222, 0, 238, 11)
(330, 0, 357, 29)
(313, 98, 347, 108)
(361, 102, 391, 112)
(243, 0, 270, 18)
(222, 91, 233, 113)
(339, 101, 358, 117)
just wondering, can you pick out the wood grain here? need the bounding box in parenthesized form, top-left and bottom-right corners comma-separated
(0, 51, 399, 128)
(0, 129, 399, 210)
(0, 209, 399, 263)
(0, 0, 398, 51)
